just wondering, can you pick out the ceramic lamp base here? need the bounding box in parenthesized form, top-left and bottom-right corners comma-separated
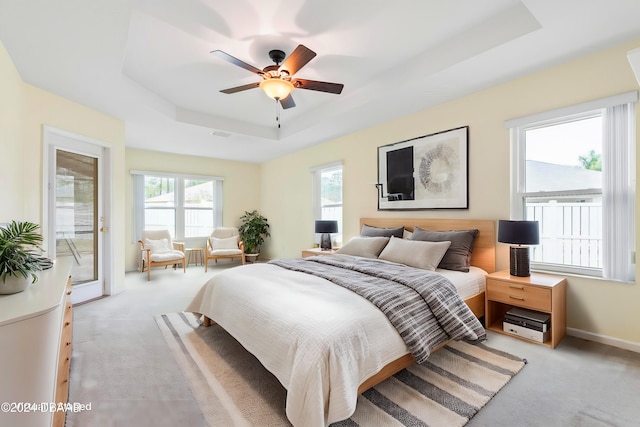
(509, 246, 531, 277)
(320, 233, 332, 251)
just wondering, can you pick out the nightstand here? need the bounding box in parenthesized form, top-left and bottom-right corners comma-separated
(485, 270, 567, 348)
(301, 248, 338, 258)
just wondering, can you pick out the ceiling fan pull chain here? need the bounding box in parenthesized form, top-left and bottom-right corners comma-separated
(276, 99, 281, 128)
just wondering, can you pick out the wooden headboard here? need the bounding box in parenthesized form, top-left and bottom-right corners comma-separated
(359, 218, 496, 273)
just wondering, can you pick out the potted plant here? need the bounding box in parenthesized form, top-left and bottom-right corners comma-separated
(0, 220, 53, 294)
(238, 210, 270, 262)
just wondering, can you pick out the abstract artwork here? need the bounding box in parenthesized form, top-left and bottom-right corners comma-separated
(377, 126, 469, 210)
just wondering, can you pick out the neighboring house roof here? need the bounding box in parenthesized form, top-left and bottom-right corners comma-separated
(526, 160, 601, 192)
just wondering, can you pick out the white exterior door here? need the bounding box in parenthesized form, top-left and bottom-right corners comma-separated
(45, 129, 109, 303)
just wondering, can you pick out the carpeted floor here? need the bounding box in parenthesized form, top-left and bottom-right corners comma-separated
(67, 264, 640, 426)
(156, 312, 526, 427)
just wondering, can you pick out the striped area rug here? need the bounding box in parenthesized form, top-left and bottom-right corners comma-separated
(156, 312, 526, 427)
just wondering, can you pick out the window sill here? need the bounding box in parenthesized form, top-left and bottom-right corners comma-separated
(532, 267, 635, 285)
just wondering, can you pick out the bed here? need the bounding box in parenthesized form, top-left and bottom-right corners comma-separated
(186, 218, 495, 427)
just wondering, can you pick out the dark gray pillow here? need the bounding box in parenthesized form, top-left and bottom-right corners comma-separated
(361, 224, 404, 238)
(411, 227, 479, 272)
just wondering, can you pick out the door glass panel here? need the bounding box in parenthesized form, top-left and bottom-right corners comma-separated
(56, 151, 97, 284)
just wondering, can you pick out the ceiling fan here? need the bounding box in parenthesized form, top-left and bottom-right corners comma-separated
(211, 45, 344, 110)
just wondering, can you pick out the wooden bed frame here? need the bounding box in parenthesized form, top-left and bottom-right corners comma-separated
(203, 218, 496, 395)
(356, 217, 496, 393)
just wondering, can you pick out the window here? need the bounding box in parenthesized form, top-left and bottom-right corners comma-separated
(133, 171, 223, 243)
(312, 162, 343, 245)
(507, 92, 637, 281)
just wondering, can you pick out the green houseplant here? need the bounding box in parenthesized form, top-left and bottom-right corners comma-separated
(238, 210, 270, 258)
(0, 220, 53, 294)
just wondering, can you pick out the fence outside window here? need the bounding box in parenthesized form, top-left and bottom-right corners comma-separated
(526, 199, 602, 269)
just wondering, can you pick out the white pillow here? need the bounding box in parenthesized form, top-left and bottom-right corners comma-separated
(144, 238, 172, 255)
(378, 236, 451, 271)
(336, 236, 389, 259)
(211, 236, 238, 250)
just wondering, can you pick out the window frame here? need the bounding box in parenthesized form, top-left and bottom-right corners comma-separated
(311, 161, 343, 246)
(132, 170, 223, 245)
(506, 91, 637, 280)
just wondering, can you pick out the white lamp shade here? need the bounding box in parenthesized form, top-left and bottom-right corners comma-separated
(259, 78, 294, 100)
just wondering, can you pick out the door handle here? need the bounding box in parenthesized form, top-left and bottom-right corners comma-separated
(100, 226, 108, 232)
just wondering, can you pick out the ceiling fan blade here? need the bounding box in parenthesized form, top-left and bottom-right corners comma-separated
(280, 95, 296, 109)
(211, 50, 263, 75)
(293, 78, 344, 94)
(279, 45, 316, 76)
(220, 82, 260, 94)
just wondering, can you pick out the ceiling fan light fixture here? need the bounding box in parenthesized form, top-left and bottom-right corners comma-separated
(259, 78, 294, 100)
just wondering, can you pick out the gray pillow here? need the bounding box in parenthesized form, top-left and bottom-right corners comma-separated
(411, 227, 479, 272)
(378, 236, 451, 271)
(336, 236, 390, 259)
(361, 224, 404, 238)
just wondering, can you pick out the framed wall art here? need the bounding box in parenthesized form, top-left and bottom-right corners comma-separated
(376, 126, 469, 210)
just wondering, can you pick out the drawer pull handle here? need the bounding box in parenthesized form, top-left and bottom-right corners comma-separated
(509, 295, 525, 301)
(509, 285, 525, 290)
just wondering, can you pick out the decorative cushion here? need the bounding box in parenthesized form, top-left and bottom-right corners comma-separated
(211, 227, 239, 239)
(336, 236, 390, 259)
(378, 236, 451, 271)
(360, 224, 405, 238)
(211, 236, 239, 250)
(411, 227, 479, 272)
(145, 238, 172, 255)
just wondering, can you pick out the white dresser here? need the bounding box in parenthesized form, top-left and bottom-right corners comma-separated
(0, 258, 73, 427)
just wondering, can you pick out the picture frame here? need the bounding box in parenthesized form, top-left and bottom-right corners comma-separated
(376, 126, 469, 210)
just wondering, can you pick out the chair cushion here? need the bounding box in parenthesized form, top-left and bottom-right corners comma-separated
(145, 238, 172, 255)
(210, 236, 239, 250)
(150, 250, 185, 262)
(208, 248, 243, 256)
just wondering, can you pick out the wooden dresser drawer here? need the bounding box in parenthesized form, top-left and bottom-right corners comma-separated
(486, 278, 551, 312)
(54, 279, 73, 427)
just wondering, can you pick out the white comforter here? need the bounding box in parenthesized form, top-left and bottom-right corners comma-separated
(186, 262, 409, 427)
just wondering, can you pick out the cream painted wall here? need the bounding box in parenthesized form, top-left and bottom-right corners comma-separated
(0, 41, 127, 294)
(23, 86, 126, 293)
(124, 148, 261, 271)
(262, 40, 640, 346)
(0, 42, 25, 221)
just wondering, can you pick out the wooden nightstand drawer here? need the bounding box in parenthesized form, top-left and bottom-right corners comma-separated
(485, 270, 566, 348)
(486, 278, 551, 312)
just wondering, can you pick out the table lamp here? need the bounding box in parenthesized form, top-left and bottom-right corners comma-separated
(498, 220, 540, 277)
(315, 220, 338, 251)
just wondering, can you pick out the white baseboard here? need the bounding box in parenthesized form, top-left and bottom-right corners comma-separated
(567, 328, 640, 353)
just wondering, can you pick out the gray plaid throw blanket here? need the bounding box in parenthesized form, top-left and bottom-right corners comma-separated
(269, 255, 486, 363)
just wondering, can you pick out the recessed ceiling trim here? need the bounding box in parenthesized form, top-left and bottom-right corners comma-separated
(175, 108, 279, 140)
